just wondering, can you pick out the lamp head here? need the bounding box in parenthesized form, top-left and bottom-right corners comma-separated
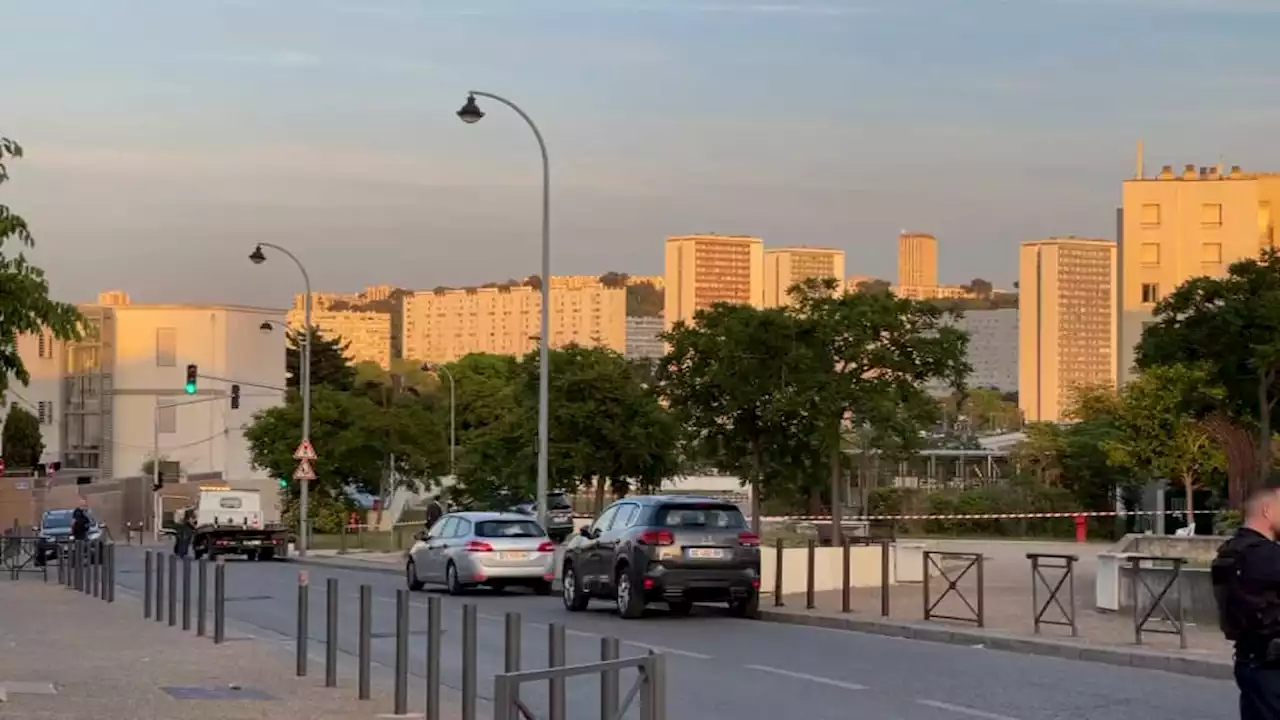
(259, 321, 274, 333)
(457, 94, 484, 124)
(248, 245, 267, 265)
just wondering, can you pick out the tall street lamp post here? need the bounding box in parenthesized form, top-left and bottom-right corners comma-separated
(457, 92, 552, 529)
(249, 243, 313, 557)
(422, 363, 457, 479)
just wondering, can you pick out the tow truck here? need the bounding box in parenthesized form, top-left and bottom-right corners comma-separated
(173, 486, 288, 561)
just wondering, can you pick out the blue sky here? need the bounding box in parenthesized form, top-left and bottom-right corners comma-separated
(3, 0, 1279, 304)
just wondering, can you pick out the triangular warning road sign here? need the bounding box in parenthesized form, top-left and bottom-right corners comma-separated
(293, 440, 317, 461)
(293, 459, 316, 481)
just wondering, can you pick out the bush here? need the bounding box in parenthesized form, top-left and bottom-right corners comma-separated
(1214, 509, 1241, 536)
(922, 482, 1077, 538)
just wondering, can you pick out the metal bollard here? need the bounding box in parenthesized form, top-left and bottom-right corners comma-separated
(144, 551, 153, 619)
(197, 559, 208, 637)
(358, 584, 372, 701)
(805, 539, 816, 610)
(213, 560, 226, 644)
(461, 603, 477, 720)
(773, 538, 785, 607)
(880, 540, 891, 617)
(549, 623, 566, 720)
(57, 542, 66, 585)
(91, 542, 101, 598)
(75, 541, 85, 592)
(601, 636, 620, 720)
(296, 571, 309, 677)
(841, 537, 851, 614)
(182, 557, 192, 631)
(426, 596, 442, 720)
(394, 589, 409, 715)
(107, 543, 116, 603)
(325, 578, 338, 688)
(504, 613, 522, 717)
(167, 554, 177, 627)
(976, 554, 986, 628)
(154, 553, 165, 623)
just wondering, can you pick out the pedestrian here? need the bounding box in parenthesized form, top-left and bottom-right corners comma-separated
(1213, 486, 1280, 719)
(70, 497, 91, 543)
(425, 496, 444, 529)
(173, 509, 195, 558)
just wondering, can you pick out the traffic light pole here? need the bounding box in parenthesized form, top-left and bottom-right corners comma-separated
(151, 394, 230, 542)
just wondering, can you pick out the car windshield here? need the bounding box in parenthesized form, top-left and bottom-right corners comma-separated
(41, 512, 74, 529)
(548, 494, 572, 510)
(475, 520, 546, 538)
(656, 504, 747, 529)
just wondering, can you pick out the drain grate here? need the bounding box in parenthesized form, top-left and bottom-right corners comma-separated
(161, 686, 276, 701)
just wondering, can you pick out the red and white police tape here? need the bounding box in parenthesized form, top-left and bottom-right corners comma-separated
(752, 509, 1223, 521)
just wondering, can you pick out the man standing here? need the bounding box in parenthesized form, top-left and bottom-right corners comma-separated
(1213, 487, 1280, 719)
(70, 497, 91, 543)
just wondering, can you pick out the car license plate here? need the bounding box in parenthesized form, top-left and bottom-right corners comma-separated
(686, 548, 726, 560)
(245, 540, 261, 546)
(498, 552, 531, 561)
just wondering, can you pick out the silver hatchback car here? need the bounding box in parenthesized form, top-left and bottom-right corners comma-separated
(405, 511, 556, 595)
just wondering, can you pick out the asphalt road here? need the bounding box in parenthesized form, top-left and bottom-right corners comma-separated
(111, 546, 1236, 720)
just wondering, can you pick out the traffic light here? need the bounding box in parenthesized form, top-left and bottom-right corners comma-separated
(230, 384, 241, 410)
(185, 364, 198, 394)
(278, 477, 288, 489)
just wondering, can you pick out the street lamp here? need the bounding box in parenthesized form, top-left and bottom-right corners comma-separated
(249, 242, 314, 557)
(422, 363, 457, 479)
(457, 90, 552, 530)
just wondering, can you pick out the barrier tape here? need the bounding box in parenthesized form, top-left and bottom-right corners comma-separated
(755, 509, 1223, 521)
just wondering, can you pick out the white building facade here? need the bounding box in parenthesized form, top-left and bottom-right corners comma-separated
(3, 296, 287, 481)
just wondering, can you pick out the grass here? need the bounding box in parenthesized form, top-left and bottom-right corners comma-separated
(309, 528, 412, 553)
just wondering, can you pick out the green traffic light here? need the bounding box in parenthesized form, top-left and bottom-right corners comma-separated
(278, 478, 288, 488)
(184, 382, 197, 394)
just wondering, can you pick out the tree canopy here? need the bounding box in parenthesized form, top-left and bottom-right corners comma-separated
(0, 137, 83, 393)
(287, 327, 356, 391)
(2, 405, 43, 468)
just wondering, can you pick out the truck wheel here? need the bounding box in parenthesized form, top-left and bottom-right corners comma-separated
(258, 549, 275, 561)
(246, 550, 259, 562)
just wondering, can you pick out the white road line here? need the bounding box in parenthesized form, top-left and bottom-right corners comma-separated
(623, 642, 713, 660)
(916, 699, 1021, 720)
(743, 665, 867, 690)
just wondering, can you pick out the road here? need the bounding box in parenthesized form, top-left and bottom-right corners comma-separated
(111, 547, 1235, 720)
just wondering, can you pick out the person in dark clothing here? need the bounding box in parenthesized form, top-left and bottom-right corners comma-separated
(173, 509, 195, 558)
(1213, 487, 1280, 720)
(70, 498, 91, 542)
(425, 497, 444, 528)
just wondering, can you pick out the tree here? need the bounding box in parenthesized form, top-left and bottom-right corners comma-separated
(1137, 249, 1280, 505)
(287, 327, 355, 391)
(854, 278, 892, 295)
(965, 278, 994, 298)
(1103, 364, 1225, 527)
(598, 271, 629, 288)
(0, 137, 83, 393)
(660, 303, 824, 531)
(791, 279, 971, 543)
(2, 405, 42, 467)
(626, 282, 664, 317)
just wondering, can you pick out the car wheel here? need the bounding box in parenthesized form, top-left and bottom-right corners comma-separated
(615, 565, 645, 619)
(667, 600, 693, 617)
(406, 560, 425, 591)
(562, 564, 589, 611)
(728, 592, 760, 619)
(446, 562, 465, 596)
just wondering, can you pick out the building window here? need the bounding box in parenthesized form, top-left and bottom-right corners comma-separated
(37, 401, 52, 425)
(1141, 283, 1160, 304)
(37, 333, 50, 359)
(1140, 243, 1160, 265)
(156, 327, 177, 367)
(1201, 203, 1223, 228)
(1140, 204, 1161, 227)
(1202, 243, 1223, 264)
(156, 401, 176, 434)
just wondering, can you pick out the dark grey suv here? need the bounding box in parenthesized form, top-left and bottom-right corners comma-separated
(560, 495, 761, 619)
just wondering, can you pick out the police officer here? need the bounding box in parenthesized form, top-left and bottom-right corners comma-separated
(1213, 487, 1280, 719)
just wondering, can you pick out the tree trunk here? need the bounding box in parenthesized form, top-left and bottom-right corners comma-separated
(1182, 472, 1195, 532)
(1260, 374, 1273, 487)
(751, 436, 764, 536)
(593, 476, 607, 515)
(1203, 412, 1260, 508)
(829, 436, 843, 547)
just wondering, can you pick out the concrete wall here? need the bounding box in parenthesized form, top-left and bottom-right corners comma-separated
(762, 544, 901, 595)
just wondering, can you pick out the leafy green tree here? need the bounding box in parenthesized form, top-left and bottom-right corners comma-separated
(286, 327, 355, 391)
(1103, 364, 1226, 526)
(625, 282, 664, 317)
(854, 278, 892, 295)
(0, 138, 83, 393)
(2, 405, 43, 467)
(1136, 249, 1280, 505)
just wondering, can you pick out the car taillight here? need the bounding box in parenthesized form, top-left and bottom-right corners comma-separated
(738, 532, 760, 547)
(465, 541, 493, 552)
(637, 529, 674, 546)
(537, 541, 555, 552)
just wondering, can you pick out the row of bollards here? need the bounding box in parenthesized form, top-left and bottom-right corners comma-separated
(772, 537, 893, 617)
(54, 540, 116, 603)
(143, 550, 226, 644)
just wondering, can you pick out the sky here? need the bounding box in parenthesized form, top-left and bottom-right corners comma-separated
(3, 0, 1280, 306)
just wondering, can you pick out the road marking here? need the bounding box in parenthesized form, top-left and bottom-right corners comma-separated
(743, 665, 867, 690)
(623, 642, 713, 660)
(916, 699, 1020, 720)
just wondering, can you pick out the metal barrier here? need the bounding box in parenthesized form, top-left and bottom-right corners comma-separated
(843, 538, 891, 617)
(1128, 555, 1187, 649)
(3, 537, 115, 602)
(493, 648, 666, 720)
(923, 550, 985, 627)
(1028, 553, 1077, 636)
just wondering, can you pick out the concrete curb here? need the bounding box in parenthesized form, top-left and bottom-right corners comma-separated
(757, 610, 1234, 681)
(284, 555, 403, 576)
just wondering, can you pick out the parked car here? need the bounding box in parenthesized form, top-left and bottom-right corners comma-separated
(404, 511, 556, 595)
(34, 508, 106, 566)
(509, 491, 576, 542)
(560, 495, 761, 619)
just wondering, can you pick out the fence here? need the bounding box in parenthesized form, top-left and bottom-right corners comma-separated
(0, 534, 117, 602)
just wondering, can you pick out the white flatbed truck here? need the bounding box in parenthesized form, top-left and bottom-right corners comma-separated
(177, 487, 288, 561)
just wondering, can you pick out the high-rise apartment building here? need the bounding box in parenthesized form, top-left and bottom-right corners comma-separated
(663, 234, 764, 329)
(286, 307, 392, 368)
(1118, 157, 1280, 382)
(763, 247, 846, 306)
(394, 283, 626, 364)
(1018, 237, 1117, 423)
(897, 232, 938, 288)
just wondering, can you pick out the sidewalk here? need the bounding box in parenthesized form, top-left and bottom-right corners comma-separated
(294, 550, 404, 575)
(0, 580, 469, 718)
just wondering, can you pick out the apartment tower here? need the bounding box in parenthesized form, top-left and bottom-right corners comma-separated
(1018, 237, 1117, 423)
(763, 247, 847, 306)
(1118, 147, 1280, 383)
(663, 234, 764, 330)
(897, 232, 938, 288)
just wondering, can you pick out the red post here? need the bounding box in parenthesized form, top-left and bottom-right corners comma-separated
(1073, 513, 1087, 543)
(347, 512, 358, 530)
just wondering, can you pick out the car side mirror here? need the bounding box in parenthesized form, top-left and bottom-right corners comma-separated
(579, 525, 593, 538)
(414, 531, 428, 542)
